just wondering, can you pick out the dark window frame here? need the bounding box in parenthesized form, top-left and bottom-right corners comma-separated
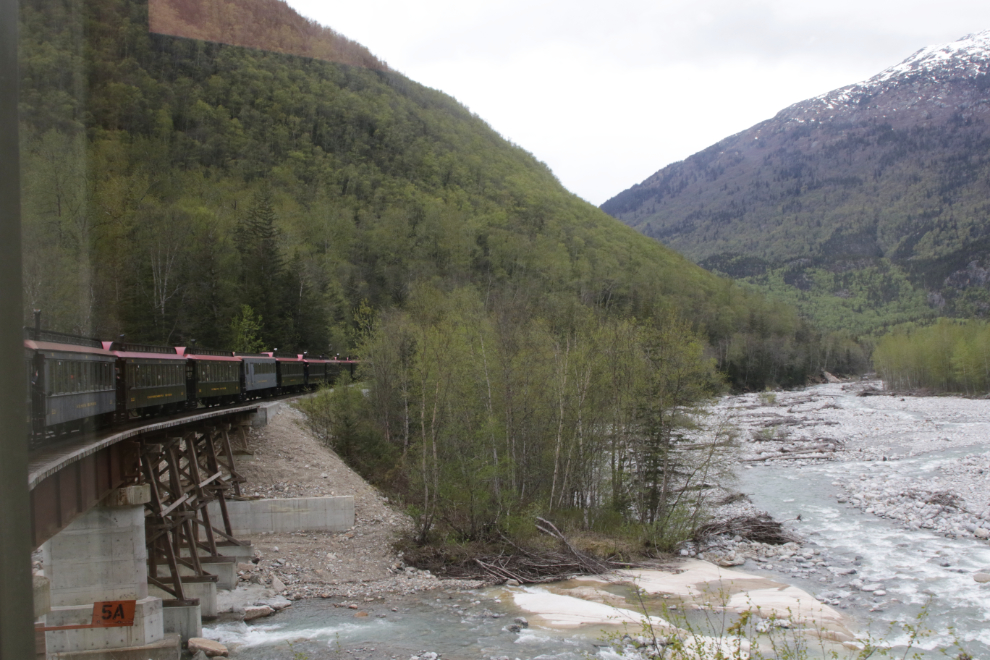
(1, 0, 34, 651)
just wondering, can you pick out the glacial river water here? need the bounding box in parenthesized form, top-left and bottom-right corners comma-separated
(206, 387, 990, 659)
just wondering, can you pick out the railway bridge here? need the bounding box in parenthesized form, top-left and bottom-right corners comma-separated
(28, 400, 352, 659)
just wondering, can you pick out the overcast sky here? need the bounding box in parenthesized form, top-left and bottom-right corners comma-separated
(286, 0, 990, 206)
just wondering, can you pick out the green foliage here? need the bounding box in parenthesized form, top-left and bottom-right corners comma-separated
(733, 261, 934, 335)
(352, 284, 738, 549)
(874, 318, 990, 394)
(228, 304, 266, 353)
(296, 380, 397, 483)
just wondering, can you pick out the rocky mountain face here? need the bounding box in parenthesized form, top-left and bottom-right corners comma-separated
(602, 32, 990, 332)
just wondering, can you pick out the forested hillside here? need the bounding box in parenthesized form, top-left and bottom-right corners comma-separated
(602, 33, 990, 335)
(18, 0, 857, 394)
(148, 0, 386, 70)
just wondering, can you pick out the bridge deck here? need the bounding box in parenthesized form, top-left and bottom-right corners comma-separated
(28, 404, 260, 490)
(27, 404, 261, 549)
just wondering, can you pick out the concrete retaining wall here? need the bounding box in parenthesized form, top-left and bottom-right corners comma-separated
(207, 496, 354, 535)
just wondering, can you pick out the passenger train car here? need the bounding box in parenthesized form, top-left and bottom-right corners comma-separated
(25, 327, 358, 440)
(26, 330, 117, 436)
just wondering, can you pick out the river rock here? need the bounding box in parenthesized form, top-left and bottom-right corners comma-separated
(861, 583, 883, 592)
(975, 529, 990, 539)
(243, 605, 274, 621)
(271, 576, 287, 592)
(188, 638, 228, 657)
(514, 617, 529, 627)
(973, 573, 990, 583)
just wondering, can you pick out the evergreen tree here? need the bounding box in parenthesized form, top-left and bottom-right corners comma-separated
(236, 188, 285, 345)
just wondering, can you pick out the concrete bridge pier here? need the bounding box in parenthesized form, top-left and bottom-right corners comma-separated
(41, 485, 180, 660)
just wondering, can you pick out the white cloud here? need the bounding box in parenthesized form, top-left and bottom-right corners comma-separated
(287, 0, 990, 204)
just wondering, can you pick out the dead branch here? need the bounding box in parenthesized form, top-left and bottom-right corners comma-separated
(695, 514, 797, 545)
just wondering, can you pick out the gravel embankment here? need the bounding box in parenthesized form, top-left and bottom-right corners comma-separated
(230, 404, 483, 606)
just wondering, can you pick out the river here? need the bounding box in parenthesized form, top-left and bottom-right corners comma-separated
(205, 383, 990, 659)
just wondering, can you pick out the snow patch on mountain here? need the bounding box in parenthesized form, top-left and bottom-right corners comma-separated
(779, 31, 990, 124)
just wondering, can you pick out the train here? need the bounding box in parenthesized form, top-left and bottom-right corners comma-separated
(24, 325, 358, 441)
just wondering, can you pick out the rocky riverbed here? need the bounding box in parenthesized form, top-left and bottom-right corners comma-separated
(695, 379, 990, 547)
(690, 381, 990, 656)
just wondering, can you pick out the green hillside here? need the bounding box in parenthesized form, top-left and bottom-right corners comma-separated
(17, 0, 852, 390)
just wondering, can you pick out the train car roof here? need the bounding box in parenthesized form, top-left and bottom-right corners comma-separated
(104, 342, 185, 360)
(109, 351, 187, 360)
(175, 347, 240, 362)
(24, 339, 116, 357)
(184, 354, 241, 362)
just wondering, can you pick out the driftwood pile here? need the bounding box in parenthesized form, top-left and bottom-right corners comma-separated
(694, 514, 797, 545)
(442, 517, 626, 585)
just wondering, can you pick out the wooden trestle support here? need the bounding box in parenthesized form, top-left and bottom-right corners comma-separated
(140, 417, 252, 605)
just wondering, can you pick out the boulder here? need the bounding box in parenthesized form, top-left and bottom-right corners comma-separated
(973, 573, 990, 584)
(243, 605, 274, 621)
(187, 638, 228, 657)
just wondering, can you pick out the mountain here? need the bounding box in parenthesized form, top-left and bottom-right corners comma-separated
(602, 32, 990, 333)
(17, 0, 858, 389)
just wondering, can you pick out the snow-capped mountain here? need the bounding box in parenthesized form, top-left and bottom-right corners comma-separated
(601, 32, 990, 332)
(785, 31, 990, 125)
